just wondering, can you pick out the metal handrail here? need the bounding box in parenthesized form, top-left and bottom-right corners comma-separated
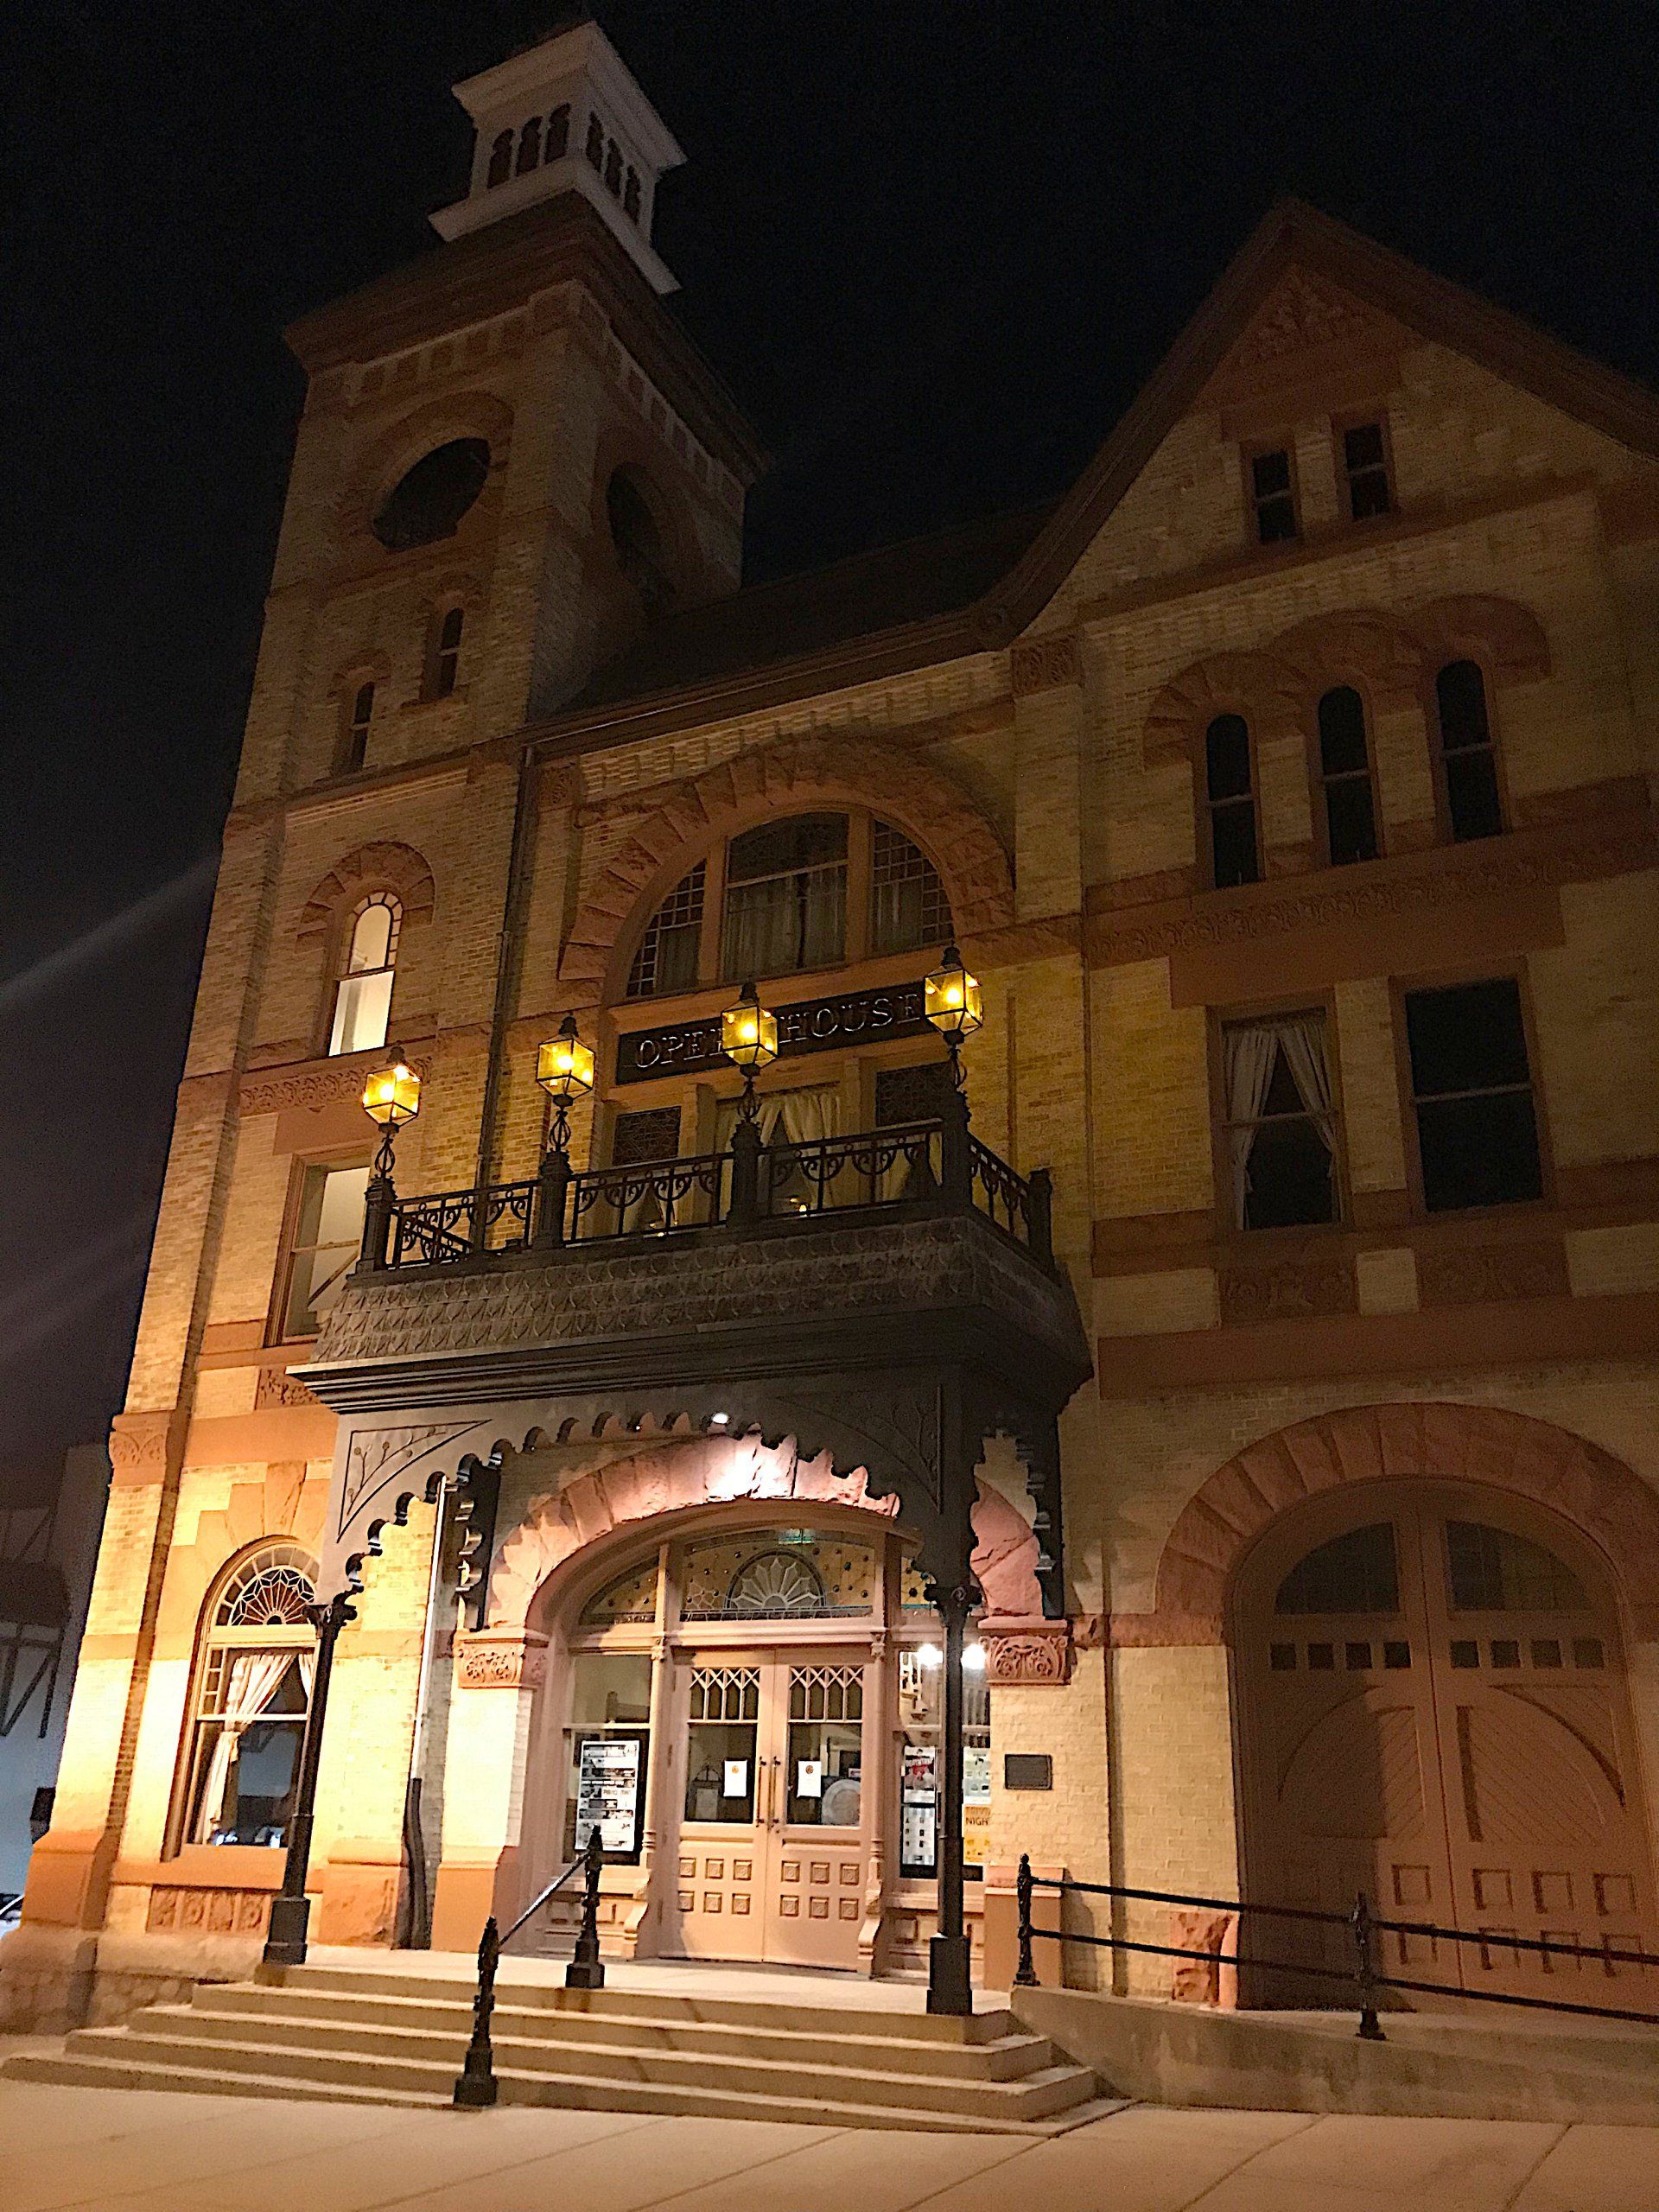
(453, 1827, 607, 2107)
(1014, 1858, 1659, 2040)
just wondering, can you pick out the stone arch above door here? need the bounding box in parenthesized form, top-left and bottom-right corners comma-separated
(486, 1433, 1048, 1630)
(556, 734, 1015, 998)
(1152, 1403, 1659, 1643)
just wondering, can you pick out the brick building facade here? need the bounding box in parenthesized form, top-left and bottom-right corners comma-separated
(4, 23, 1656, 2031)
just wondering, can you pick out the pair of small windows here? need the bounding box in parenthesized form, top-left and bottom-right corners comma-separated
(335, 606, 463, 774)
(1249, 422, 1392, 544)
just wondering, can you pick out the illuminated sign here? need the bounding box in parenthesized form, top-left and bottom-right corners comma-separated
(615, 979, 928, 1084)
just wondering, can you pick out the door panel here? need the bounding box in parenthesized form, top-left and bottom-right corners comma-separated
(676, 1660, 766, 1960)
(1237, 1482, 1659, 2011)
(767, 1659, 867, 1967)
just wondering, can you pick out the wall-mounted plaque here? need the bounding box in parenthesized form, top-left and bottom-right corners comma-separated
(1003, 1752, 1053, 1791)
(616, 980, 928, 1084)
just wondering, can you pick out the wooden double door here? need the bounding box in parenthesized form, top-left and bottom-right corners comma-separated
(673, 1648, 871, 1967)
(1236, 1481, 1659, 2010)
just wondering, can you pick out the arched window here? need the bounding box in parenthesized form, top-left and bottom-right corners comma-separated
(1435, 660, 1503, 841)
(423, 603, 465, 702)
(604, 140, 624, 195)
(722, 815, 848, 980)
(606, 468, 677, 612)
(176, 1544, 317, 1850)
(328, 893, 401, 1056)
(486, 130, 513, 188)
(372, 439, 490, 552)
(870, 819, 951, 956)
(627, 861, 705, 999)
(515, 114, 542, 175)
(339, 679, 374, 775)
(585, 111, 605, 168)
(1204, 713, 1259, 888)
(623, 167, 642, 221)
(1314, 686, 1379, 866)
(545, 105, 571, 161)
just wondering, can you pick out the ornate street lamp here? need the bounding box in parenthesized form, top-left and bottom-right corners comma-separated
(357, 1052, 421, 1271)
(925, 944, 983, 1090)
(536, 1013, 596, 1155)
(720, 979, 778, 1120)
(261, 1589, 355, 1970)
(531, 1014, 595, 1249)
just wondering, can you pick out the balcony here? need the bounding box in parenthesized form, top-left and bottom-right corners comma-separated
(302, 1098, 1089, 1601)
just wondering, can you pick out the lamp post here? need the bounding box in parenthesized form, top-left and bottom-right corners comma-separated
(357, 1051, 422, 1269)
(721, 981, 778, 1224)
(925, 945, 983, 1207)
(262, 1589, 355, 1967)
(532, 1013, 595, 1248)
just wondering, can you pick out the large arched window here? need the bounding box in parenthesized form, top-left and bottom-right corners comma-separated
(1314, 686, 1379, 866)
(327, 893, 400, 1056)
(1435, 660, 1503, 841)
(175, 1544, 317, 1851)
(372, 440, 490, 552)
(622, 815, 953, 1000)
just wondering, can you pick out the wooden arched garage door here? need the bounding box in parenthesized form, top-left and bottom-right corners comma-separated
(1233, 1481, 1659, 2011)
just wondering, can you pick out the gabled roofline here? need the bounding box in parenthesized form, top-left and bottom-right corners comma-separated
(512, 199, 1659, 756)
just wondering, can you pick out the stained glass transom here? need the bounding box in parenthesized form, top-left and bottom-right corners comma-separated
(677, 1532, 876, 1621)
(214, 1546, 318, 1630)
(579, 1560, 660, 1627)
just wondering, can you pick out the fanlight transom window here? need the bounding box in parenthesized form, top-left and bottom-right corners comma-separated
(623, 812, 952, 1000)
(178, 1544, 318, 1852)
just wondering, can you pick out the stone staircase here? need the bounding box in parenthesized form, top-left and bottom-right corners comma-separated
(5, 1962, 1112, 2133)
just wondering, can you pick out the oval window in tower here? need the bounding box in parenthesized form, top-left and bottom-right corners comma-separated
(371, 437, 491, 551)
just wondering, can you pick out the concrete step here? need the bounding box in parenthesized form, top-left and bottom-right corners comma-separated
(272, 1963, 1013, 2044)
(196, 1983, 1054, 2080)
(11, 2023, 1112, 2135)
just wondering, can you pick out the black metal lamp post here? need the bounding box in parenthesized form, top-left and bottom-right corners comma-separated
(262, 1591, 355, 1967)
(925, 1581, 976, 2016)
(721, 981, 778, 1224)
(924, 944, 983, 1093)
(357, 1051, 422, 1270)
(531, 1013, 595, 1249)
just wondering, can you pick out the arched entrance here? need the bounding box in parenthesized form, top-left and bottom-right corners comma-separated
(1233, 1479, 1659, 2010)
(524, 1503, 991, 1974)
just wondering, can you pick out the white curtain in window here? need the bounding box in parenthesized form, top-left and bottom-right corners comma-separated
(194, 1650, 296, 1842)
(1224, 1022, 1281, 1228)
(716, 1088, 841, 1211)
(1278, 1014, 1338, 1156)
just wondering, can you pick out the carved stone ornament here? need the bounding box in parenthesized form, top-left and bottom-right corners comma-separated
(980, 1621, 1073, 1687)
(1010, 634, 1081, 697)
(1417, 1238, 1568, 1307)
(1218, 1251, 1357, 1327)
(455, 1634, 546, 1690)
(146, 1887, 270, 1936)
(254, 1365, 321, 1410)
(240, 1052, 430, 1119)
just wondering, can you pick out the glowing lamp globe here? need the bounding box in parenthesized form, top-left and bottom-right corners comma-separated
(721, 981, 779, 1071)
(362, 1057, 421, 1129)
(925, 944, 983, 1044)
(537, 1014, 595, 1103)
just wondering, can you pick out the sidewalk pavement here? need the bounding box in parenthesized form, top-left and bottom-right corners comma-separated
(1, 2063, 1655, 2212)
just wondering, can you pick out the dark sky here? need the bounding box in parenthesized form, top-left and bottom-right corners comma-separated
(3, 0, 1656, 1500)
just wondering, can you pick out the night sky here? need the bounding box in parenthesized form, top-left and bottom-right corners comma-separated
(4, 1, 1656, 1501)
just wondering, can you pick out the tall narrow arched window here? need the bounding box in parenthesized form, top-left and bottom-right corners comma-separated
(607, 469, 677, 612)
(1204, 714, 1260, 888)
(515, 114, 542, 175)
(176, 1545, 317, 1851)
(424, 604, 465, 701)
(627, 862, 706, 1000)
(623, 167, 642, 221)
(486, 130, 513, 188)
(340, 679, 374, 775)
(545, 105, 571, 160)
(1315, 686, 1379, 865)
(870, 820, 951, 955)
(328, 893, 401, 1056)
(1435, 660, 1503, 841)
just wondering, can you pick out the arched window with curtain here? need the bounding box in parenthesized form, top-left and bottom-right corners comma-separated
(175, 1544, 317, 1851)
(1435, 660, 1503, 841)
(328, 893, 401, 1056)
(627, 861, 705, 999)
(870, 820, 951, 956)
(1314, 686, 1379, 865)
(424, 603, 465, 701)
(1203, 713, 1260, 888)
(721, 816, 848, 979)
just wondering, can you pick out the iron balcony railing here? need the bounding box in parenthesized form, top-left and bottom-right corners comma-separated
(359, 1102, 1054, 1276)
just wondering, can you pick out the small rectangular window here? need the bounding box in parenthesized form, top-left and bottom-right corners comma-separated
(610, 1106, 683, 1167)
(1405, 980, 1542, 1212)
(282, 1162, 371, 1338)
(1342, 422, 1393, 519)
(874, 1061, 951, 1128)
(1249, 447, 1298, 543)
(1222, 1011, 1339, 1230)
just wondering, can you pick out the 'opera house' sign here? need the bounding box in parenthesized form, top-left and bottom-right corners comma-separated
(616, 980, 928, 1084)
